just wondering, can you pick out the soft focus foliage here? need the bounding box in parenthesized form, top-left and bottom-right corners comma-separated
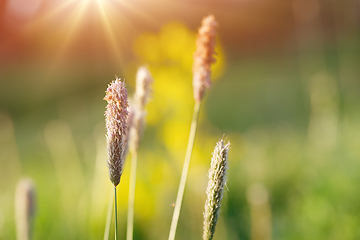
(1, 2, 360, 240)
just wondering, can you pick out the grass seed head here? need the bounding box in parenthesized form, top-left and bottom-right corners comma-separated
(129, 66, 153, 151)
(135, 66, 153, 109)
(203, 137, 230, 240)
(193, 15, 218, 103)
(104, 78, 129, 186)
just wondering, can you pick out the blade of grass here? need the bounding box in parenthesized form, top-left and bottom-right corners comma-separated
(126, 151, 138, 240)
(115, 186, 118, 240)
(168, 101, 201, 240)
(103, 189, 113, 240)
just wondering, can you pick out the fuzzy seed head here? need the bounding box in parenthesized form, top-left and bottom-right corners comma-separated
(193, 15, 218, 102)
(203, 138, 230, 240)
(123, 105, 135, 158)
(104, 78, 129, 186)
(135, 66, 153, 109)
(129, 66, 153, 151)
(15, 178, 36, 240)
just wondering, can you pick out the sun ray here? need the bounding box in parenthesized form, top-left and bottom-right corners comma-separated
(115, 0, 161, 28)
(24, 0, 79, 32)
(51, 0, 91, 68)
(24, 0, 169, 75)
(96, 0, 125, 71)
(94, 0, 163, 72)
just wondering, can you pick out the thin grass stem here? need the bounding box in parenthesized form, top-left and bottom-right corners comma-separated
(114, 186, 118, 240)
(168, 101, 201, 240)
(103, 189, 114, 240)
(126, 151, 138, 240)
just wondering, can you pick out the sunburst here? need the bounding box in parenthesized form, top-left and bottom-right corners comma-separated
(23, 0, 161, 71)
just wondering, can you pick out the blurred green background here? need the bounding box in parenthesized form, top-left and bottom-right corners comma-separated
(1, 0, 360, 239)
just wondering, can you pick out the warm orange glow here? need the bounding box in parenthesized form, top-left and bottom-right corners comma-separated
(96, 0, 125, 70)
(52, 0, 91, 66)
(9, 0, 161, 72)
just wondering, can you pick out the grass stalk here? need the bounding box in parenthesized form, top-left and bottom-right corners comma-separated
(114, 186, 118, 240)
(126, 151, 138, 240)
(168, 100, 201, 240)
(103, 189, 114, 240)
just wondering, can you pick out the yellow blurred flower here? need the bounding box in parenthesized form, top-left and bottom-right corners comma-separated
(124, 20, 227, 230)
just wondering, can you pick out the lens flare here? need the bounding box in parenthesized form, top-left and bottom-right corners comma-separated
(20, 0, 160, 71)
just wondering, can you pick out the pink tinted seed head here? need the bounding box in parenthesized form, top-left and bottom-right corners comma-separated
(123, 104, 135, 157)
(129, 66, 153, 151)
(135, 66, 153, 109)
(104, 78, 129, 186)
